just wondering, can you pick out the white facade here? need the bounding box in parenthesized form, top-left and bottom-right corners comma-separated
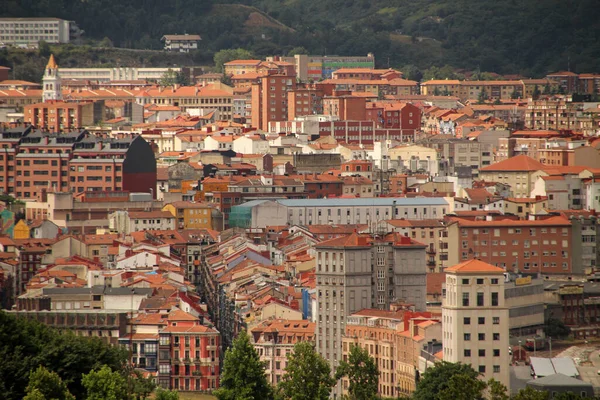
(58, 67, 182, 82)
(108, 210, 175, 234)
(0, 18, 77, 46)
(42, 57, 62, 102)
(233, 136, 269, 154)
(204, 136, 233, 151)
(442, 261, 510, 391)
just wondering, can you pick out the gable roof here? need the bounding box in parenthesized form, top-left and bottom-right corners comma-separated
(480, 155, 546, 172)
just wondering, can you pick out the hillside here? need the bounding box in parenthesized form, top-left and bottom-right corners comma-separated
(2, 0, 600, 76)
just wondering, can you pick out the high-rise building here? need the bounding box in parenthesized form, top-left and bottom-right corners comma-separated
(0, 18, 82, 46)
(441, 259, 510, 391)
(315, 232, 426, 396)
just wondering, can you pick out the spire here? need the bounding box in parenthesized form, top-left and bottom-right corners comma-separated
(46, 54, 58, 69)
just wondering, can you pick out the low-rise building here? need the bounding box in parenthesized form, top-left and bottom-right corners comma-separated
(109, 210, 176, 234)
(161, 34, 201, 53)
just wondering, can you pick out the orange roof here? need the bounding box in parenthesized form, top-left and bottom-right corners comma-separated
(316, 232, 371, 248)
(46, 54, 58, 69)
(445, 259, 505, 274)
(480, 155, 545, 172)
(224, 59, 262, 65)
(449, 215, 570, 227)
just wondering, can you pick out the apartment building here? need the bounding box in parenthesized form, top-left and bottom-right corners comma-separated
(267, 54, 375, 81)
(251, 319, 316, 385)
(162, 201, 221, 230)
(479, 155, 546, 198)
(442, 259, 510, 390)
(525, 98, 583, 131)
(25, 101, 103, 131)
(0, 18, 82, 46)
(446, 216, 577, 275)
(315, 232, 426, 396)
(108, 210, 175, 234)
(251, 74, 297, 131)
(59, 67, 182, 82)
(421, 79, 523, 102)
(161, 34, 201, 53)
(342, 308, 441, 398)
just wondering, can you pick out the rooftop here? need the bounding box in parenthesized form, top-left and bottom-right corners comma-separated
(445, 259, 505, 275)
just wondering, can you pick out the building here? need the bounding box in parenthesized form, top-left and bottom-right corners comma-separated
(0, 18, 82, 46)
(315, 231, 427, 396)
(228, 197, 450, 229)
(25, 100, 103, 131)
(446, 216, 576, 275)
(223, 60, 263, 76)
(42, 54, 62, 102)
(161, 34, 201, 53)
(341, 308, 441, 398)
(58, 67, 182, 82)
(441, 259, 510, 390)
(267, 54, 375, 81)
(108, 210, 175, 234)
(527, 373, 593, 398)
(162, 201, 221, 230)
(250, 319, 316, 385)
(251, 74, 297, 131)
(479, 155, 546, 198)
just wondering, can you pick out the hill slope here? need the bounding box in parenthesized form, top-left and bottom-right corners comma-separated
(2, 0, 600, 75)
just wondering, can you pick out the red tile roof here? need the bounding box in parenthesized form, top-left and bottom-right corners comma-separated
(445, 259, 505, 274)
(480, 155, 546, 172)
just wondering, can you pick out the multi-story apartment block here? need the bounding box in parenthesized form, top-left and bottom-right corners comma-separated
(446, 216, 577, 275)
(0, 18, 82, 46)
(442, 259, 510, 390)
(267, 54, 375, 81)
(421, 80, 523, 102)
(384, 219, 448, 272)
(315, 232, 426, 396)
(251, 319, 316, 385)
(479, 155, 546, 198)
(525, 98, 583, 131)
(108, 210, 176, 234)
(251, 74, 297, 131)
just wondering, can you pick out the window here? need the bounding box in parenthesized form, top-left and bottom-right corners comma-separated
(491, 278, 498, 285)
(493, 365, 500, 373)
(478, 317, 485, 325)
(478, 349, 485, 357)
(479, 366, 486, 373)
(477, 292, 484, 306)
(478, 333, 485, 341)
(493, 333, 500, 341)
(462, 293, 470, 307)
(476, 278, 484, 284)
(491, 292, 499, 306)
(464, 317, 471, 325)
(464, 333, 471, 341)
(493, 349, 500, 357)
(493, 317, 499, 325)
(464, 349, 471, 357)
(462, 279, 469, 285)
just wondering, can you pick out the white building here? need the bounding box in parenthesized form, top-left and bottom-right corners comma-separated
(0, 17, 81, 46)
(161, 34, 201, 53)
(58, 67, 182, 82)
(232, 134, 269, 154)
(442, 259, 510, 391)
(204, 135, 234, 151)
(108, 210, 175, 234)
(42, 54, 62, 102)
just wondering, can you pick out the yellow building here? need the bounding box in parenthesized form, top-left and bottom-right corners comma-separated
(223, 60, 263, 76)
(162, 201, 220, 230)
(387, 144, 439, 175)
(13, 219, 31, 239)
(504, 197, 548, 218)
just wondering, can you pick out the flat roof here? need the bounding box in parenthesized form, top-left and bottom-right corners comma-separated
(529, 357, 555, 377)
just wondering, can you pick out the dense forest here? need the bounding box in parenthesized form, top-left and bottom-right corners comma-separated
(2, 0, 600, 76)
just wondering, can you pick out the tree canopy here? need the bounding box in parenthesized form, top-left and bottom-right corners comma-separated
(0, 311, 127, 400)
(334, 344, 378, 400)
(277, 341, 335, 400)
(413, 362, 483, 400)
(81, 365, 128, 400)
(23, 366, 75, 400)
(214, 330, 272, 400)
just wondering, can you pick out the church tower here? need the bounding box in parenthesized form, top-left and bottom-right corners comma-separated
(42, 54, 62, 102)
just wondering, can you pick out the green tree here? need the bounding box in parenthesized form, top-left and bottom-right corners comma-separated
(24, 366, 74, 400)
(81, 365, 128, 400)
(554, 393, 585, 400)
(544, 318, 570, 339)
(278, 341, 335, 400)
(512, 387, 549, 400)
(155, 387, 179, 400)
(478, 88, 488, 104)
(334, 344, 378, 400)
(437, 373, 487, 400)
(288, 46, 309, 56)
(413, 362, 480, 400)
(159, 69, 189, 86)
(99, 37, 113, 48)
(487, 378, 508, 400)
(130, 369, 156, 400)
(214, 48, 254, 73)
(214, 330, 272, 400)
(38, 40, 51, 58)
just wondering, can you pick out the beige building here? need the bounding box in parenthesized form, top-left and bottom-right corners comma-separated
(387, 144, 439, 176)
(442, 259, 510, 391)
(479, 155, 547, 198)
(250, 319, 316, 385)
